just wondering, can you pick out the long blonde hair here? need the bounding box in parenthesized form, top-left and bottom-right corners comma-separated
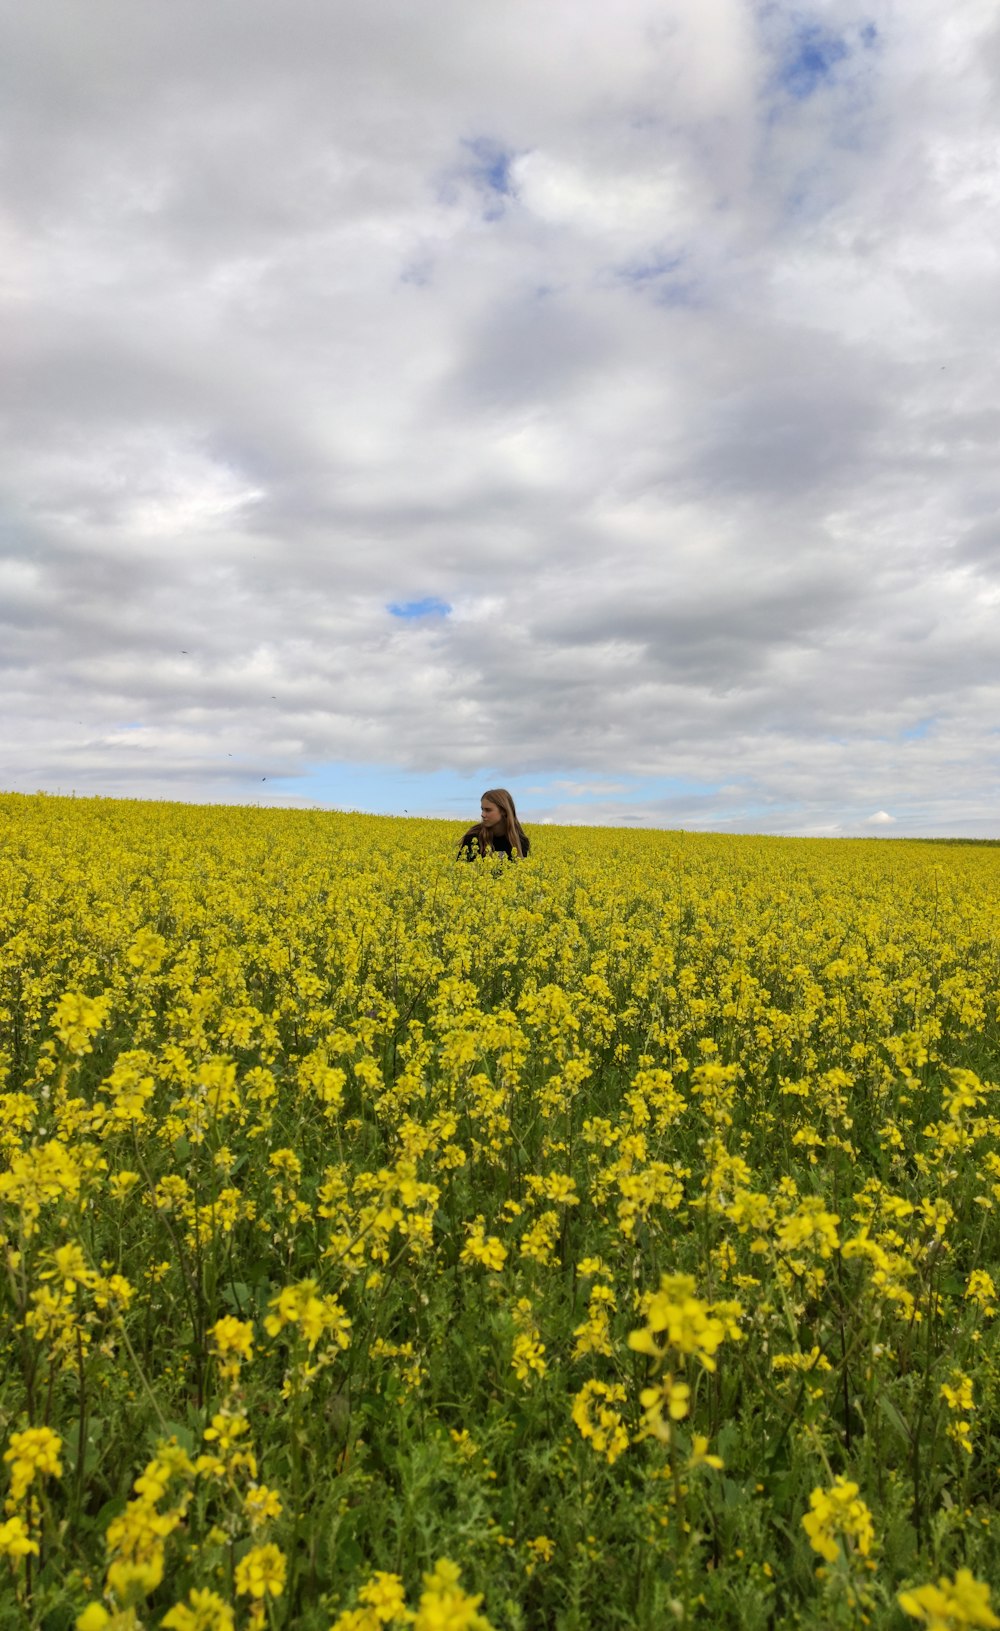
(458, 787, 528, 858)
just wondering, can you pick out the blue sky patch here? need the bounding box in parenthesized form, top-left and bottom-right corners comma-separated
(267, 762, 509, 819)
(901, 718, 934, 741)
(387, 597, 452, 620)
(779, 24, 849, 99)
(441, 136, 520, 220)
(266, 763, 728, 823)
(616, 250, 683, 285)
(612, 251, 699, 309)
(462, 136, 515, 197)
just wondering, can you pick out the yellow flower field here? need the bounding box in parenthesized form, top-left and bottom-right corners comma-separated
(1, 793, 999, 1629)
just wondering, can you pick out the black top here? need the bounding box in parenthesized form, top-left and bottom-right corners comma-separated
(459, 828, 530, 861)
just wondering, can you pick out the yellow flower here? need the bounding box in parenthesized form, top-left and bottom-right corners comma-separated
(637, 1376, 689, 1442)
(234, 1543, 287, 1600)
(40, 1241, 95, 1293)
(132, 1441, 195, 1501)
(460, 1220, 507, 1272)
(688, 1434, 724, 1471)
(268, 1147, 302, 1182)
(965, 1270, 997, 1316)
(265, 1280, 351, 1352)
(210, 1315, 255, 1365)
(525, 1535, 555, 1564)
(535, 1172, 580, 1206)
(940, 1371, 975, 1454)
(775, 1197, 841, 1259)
(899, 1569, 1000, 1629)
(75, 1607, 112, 1631)
(329, 1610, 381, 1631)
(162, 1588, 236, 1630)
(51, 990, 111, 1054)
(0, 1514, 39, 1560)
(940, 1373, 973, 1413)
(572, 1304, 614, 1359)
(243, 1484, 283, 1529)
(801, 1478, 874, 1563)
(0, 1141, 82, 1236)
(571, 1380, 629, 1464)
(202, 1412, 251, 1455)
(411, 1558, 495, 1631)
(126, 927, 167, 971)
(772, 1346, 832, 1376)
(94, 1273, 135, 1313)
(357, 1571, 408, 1622)
(511, 1330, 547, 1382)
(106, 1554, 164, 1603)
(628, 1274, 742, 1373)
(3, 1424, 63, 1503)
(518, 1210, 560, 1265)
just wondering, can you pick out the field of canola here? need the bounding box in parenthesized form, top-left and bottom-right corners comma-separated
(1, 793, 1000, 1631)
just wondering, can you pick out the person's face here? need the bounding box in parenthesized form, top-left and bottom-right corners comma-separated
(481, 798, 503, 830)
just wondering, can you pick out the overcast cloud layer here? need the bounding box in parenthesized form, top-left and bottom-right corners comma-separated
(2, 0, 999, 835)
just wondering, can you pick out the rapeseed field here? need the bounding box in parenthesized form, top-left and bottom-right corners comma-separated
(1, 792, 999, 1629)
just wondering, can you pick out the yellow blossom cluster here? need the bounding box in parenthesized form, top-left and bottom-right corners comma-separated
(329, 1558, 494, 1631)
(801, 1476, 876, 1564)
(2, 793, 1000, 1627)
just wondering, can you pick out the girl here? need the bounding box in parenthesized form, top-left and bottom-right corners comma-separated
(458, 788, 530, 861)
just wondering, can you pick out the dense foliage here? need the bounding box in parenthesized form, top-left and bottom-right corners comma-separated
(1, 793, 999, 1629)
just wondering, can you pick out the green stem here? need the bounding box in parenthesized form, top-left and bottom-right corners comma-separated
(74, 1324, 87, 1527)
(116, 1315, 171, 1436)
(909, 1256, 940, 1551)
(670, 1430, 691, 1628)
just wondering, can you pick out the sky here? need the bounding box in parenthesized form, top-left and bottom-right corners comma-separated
(2, 0, 999, 837)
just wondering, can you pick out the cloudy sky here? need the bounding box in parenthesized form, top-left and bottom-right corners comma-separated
(3, 0, 999, 835)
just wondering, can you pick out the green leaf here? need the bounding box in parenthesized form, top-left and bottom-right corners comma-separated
(877, 1393, 912, 1446)
(337, 1534, 363, 1572)
(160, 1419, 196, 1454)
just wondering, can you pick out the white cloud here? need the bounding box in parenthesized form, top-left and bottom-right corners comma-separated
(2, 0, 999, 835)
